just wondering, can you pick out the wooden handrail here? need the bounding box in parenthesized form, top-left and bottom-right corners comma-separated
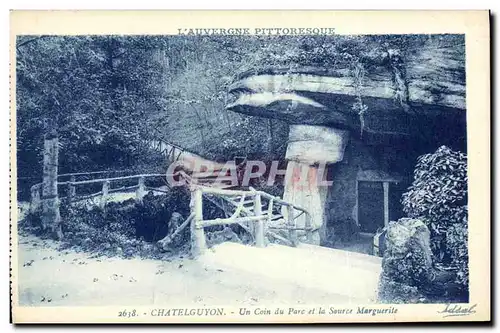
(201, 215, 268, 228)
(57, 169, 133, 178)
(185, 173, 315, 250)
(63, 174, 166, 186)
(193, 184, 310, 216)
(34, 173, 168, 188)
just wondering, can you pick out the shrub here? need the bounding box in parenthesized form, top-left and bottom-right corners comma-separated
(446, 221, 469, 287)
(401, 145, 468, 288)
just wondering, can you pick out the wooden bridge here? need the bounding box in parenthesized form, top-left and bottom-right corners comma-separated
(29, 138, 316, 256)
(164, 170, 316, 256)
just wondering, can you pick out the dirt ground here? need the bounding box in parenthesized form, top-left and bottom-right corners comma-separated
(16, 234, 381, 307)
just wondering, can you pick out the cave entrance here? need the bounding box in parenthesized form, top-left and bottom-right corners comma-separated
(357, 181, 385, 233)
(356, 171, 405, 235)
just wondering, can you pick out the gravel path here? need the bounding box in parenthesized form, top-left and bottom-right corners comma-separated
(16, 234, 379, 307)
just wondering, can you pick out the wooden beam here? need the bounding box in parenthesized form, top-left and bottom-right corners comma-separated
(266, 198, 274, 241)
(383, 181, 389, 227)
(57, 169, 133, 178)
(100, 180, 110, 210)
(190, 188, 206, 257)
(305, 212, 313, 243)
(197, 185, 310, 216)
(136, 176, 146, 203)
(200, 215, 268, 228)
(266, 230, 293, 246)
(254, 193, 265, 248)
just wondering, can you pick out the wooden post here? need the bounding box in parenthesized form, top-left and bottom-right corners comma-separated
(68, 175, 76, 201)
(266, 199, 274, 246)
(30, 184, 41, 214)
(190, 188, 206, 257)
(136, 176, 146, 203)
(254, 193, 264, 248)
(169, 147, 175, 163)
(305, 212, 314, 244)
(41, 131, 62, 239)
(355, 180, 359, 226)
(100, 180, 110, 210)
(383, 181, 389, 227)
(287, 205, 298, 247)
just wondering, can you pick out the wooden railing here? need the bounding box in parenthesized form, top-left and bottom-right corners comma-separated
(29, 156, 316, 256)
(188, 184, 315, 256)
(162, 169, 316, 255)
(30, 172, 169, 213)
(148, 133, 190, 165)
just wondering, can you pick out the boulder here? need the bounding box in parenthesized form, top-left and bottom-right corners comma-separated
(378, 218, 434, 303)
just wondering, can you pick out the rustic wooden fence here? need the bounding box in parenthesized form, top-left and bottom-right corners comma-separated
(148, 134, 190, 165)
(30, 172, 169, 213)
(188, 184, 315, 256)
(151, 169, 316, 256)
(29, 151, 315, 255)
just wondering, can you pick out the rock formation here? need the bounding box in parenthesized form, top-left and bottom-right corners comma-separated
(226, 42, 465, 245)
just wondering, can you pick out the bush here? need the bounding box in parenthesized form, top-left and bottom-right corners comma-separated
(446, 222, 469, 287)
(379, 146, 469, 303)
(401, 146, 468, 289)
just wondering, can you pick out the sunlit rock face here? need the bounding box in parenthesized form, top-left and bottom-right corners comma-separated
(286, 125, 349, 165)
(227, 66, 466, 141)
(282, 125, 350, 243)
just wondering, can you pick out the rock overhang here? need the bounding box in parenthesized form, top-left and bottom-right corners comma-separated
(226, 65, 466, 144)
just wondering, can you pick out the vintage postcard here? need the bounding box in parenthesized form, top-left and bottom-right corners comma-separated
(9, 10, 490, 323)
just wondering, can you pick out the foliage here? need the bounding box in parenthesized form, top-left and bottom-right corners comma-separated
(401, 146, 468, 287)
(16, 36, 171, 201)
(21, 188, 192, 259)
(21, 186, 254, 258)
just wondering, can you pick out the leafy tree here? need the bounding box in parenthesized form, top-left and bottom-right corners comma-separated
(16, 36, 168, 179)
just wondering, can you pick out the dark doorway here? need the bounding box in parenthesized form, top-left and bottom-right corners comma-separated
(357, 181, 385, 233)
(389, 182, 405, 222)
